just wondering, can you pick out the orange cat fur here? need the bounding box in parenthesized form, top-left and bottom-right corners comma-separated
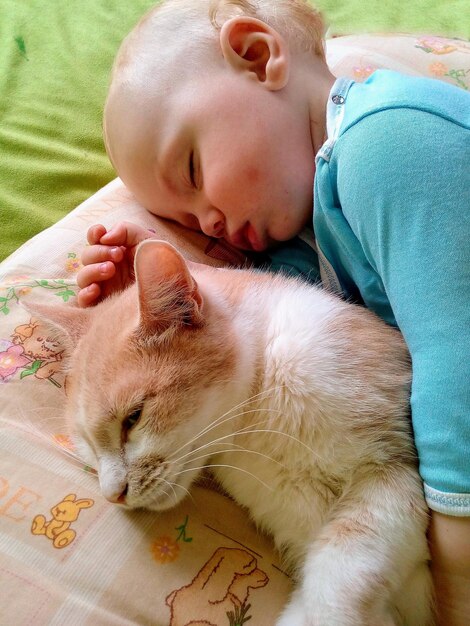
(35, 240, 434, 625)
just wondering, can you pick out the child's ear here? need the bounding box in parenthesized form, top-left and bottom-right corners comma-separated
(219, 16, 289, 90)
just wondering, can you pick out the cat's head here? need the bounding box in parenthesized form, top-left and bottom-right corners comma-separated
(32, 240, 247, 511)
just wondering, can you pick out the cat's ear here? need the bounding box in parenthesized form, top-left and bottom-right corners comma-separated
(134, 239, 204, 336)
(22, 301, 92, 348)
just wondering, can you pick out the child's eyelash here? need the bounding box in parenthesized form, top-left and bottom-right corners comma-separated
(189, 151, 196, 187)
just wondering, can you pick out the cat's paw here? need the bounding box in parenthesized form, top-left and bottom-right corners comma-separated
(276, 591, 401, 626)
(276, 591, 309, 626)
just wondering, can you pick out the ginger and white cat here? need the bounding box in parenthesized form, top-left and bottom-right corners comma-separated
(37, 239, 433, 625)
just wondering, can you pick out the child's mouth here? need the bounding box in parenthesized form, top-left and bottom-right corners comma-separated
(245, 223, 266, 252)
(230, 223, 265, 252)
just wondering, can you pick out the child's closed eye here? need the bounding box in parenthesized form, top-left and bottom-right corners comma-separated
(189, 151, 196, 187)
(188, 150, 202, 190)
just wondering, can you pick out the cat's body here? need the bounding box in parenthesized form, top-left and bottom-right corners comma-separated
(40, 240, 433, 625)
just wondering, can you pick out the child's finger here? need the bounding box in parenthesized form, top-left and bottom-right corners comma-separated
(81, 244, 124, 266)
(77, 283, 101, 308)
(100, 222, 151, 247)
(76, 261, 116, 290)
(87, 224, 107, 245)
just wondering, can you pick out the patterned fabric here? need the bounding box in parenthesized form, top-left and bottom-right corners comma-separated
(326, 33, 470, 90)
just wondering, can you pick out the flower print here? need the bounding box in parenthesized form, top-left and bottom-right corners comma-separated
(8, 275, 31, 285)
(429, 62, 448, 77)
(5, 275, 32, 295)
(428, 62, 469, 90)
(0, 339, 13, 352)
(151, 536, 181, 563)
(65, 253, 82, 273)
(416, 37, 457, 55)
(353, 65, 376, 81)
(53, 434, 75, 451)
(0, 344, 29, 381)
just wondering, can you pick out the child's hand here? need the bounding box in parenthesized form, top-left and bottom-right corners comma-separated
(77, 222, 155, 307)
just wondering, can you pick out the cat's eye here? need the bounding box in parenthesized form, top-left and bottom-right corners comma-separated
(122, 408, 142, 433)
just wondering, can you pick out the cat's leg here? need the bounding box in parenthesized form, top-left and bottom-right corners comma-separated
(277, 466, 434, 626)
(391, 561, 436, 626)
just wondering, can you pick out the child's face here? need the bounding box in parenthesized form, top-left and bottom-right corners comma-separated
(105, 65, 316, 251)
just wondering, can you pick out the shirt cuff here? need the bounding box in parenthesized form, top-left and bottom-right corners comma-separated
(424, 483, 470, 516)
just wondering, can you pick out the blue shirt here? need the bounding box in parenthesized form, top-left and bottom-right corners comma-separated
(271, 70, 470, 515)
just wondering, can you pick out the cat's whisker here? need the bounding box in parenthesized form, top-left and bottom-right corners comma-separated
(232, 428, 321, 458)
(172, 421, 322, 467)
(1, 415, 88, 465)
(155, 485, 171, 502)
(159, 476, 178, 502)
(167, 413, 274, 463)
(198, 423, 321, 459)
(1, 410, 65, 428)
(173, 385, 285, 452)
(8, 404, 63, 415)
(174, 464, 274, 492)
(168, 418, 273, 465)
(167, 480, 194, 503)
(194, 406, 280, 440)
(197, 384, 285, 430)
(170, 437, 255, 466)
(178, 447, 287, 470)
(168, 404, 281, 460)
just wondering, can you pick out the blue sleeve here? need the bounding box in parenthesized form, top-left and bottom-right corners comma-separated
(255, 233, 321, 284)
(335, 108, 470, 515)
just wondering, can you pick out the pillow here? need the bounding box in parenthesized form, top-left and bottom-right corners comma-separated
(326, 32, 470, 89)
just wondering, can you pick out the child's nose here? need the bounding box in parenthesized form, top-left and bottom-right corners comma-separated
(200, 208, 225, 238)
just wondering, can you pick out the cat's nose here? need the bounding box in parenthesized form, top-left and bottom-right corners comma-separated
(98, 456, 128, 504)
(107, 485, 128, 505)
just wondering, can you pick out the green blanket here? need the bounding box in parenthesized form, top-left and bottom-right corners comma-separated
(0, 0, 155, 262)
(316, 0, 470, 38)
(1, 0, 469, 261)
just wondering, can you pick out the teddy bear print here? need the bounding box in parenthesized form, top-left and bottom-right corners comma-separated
(31, 494, 94, 549)
(166, 547, 269, 626)
(13, 318, 64, 381)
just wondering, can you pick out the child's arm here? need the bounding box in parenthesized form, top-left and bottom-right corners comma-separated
(77, 222, 154, 306)
(333, 106, 470, 622)
(430, 513, 470, 625)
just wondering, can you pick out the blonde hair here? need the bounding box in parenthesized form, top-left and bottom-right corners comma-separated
(113, 0, 325, 83)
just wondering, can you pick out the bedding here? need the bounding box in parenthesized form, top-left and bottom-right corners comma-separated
(0, 0, 155, 263)
(316, 0, 470, 39)
(0, 32, 469, 626)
